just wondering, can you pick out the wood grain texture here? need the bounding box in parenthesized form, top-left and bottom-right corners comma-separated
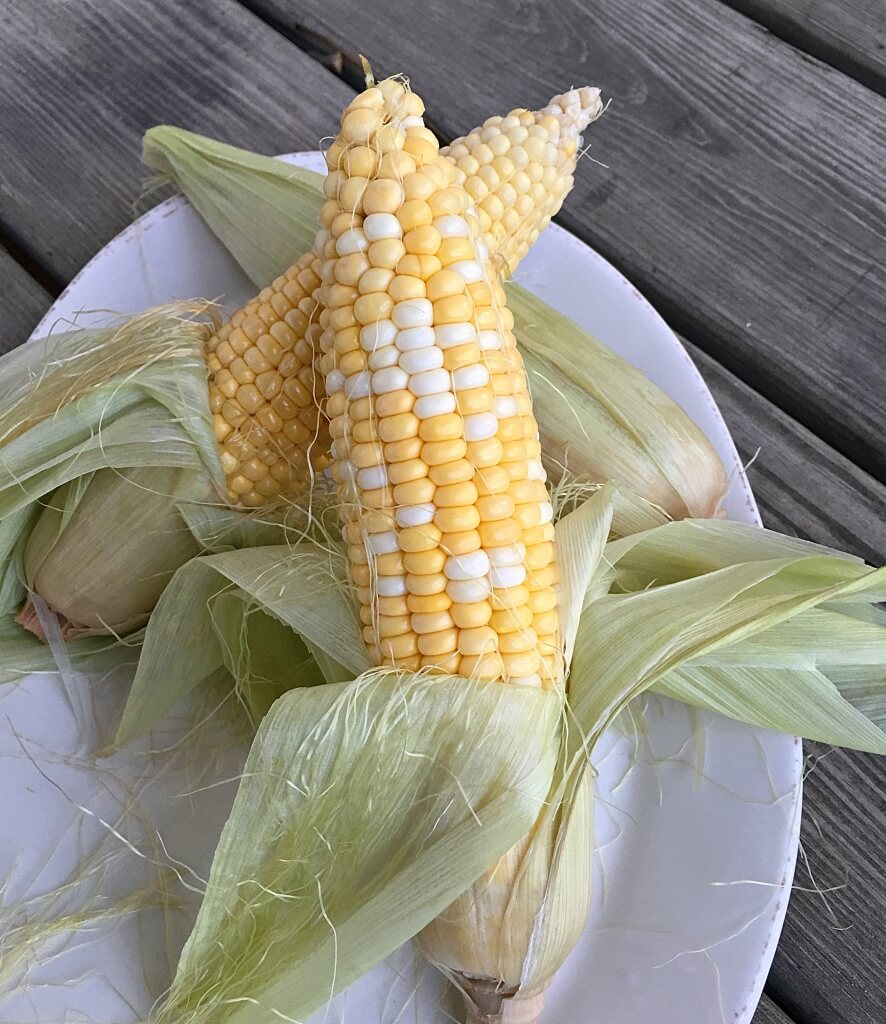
(727, 0, 886, 95)
(690, 348, 885, 1024)
(0, 248, 52, 355)
(753, 995, 797, 1024)
(256, 0, 886, 481)
(769, 744, 886, 1024)
(688, 341, 886, 565)
(0, 0, 352, 284)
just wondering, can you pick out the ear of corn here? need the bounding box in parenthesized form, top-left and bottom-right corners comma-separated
(316, 78, 562, 689)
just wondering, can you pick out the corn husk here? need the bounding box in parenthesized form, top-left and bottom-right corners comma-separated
(142, 127, 727, 520)
(141, 485, 885, 1023)
(0, 306, 227, 674)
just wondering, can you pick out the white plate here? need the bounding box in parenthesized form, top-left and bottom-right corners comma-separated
(4, 152, 801, 1024)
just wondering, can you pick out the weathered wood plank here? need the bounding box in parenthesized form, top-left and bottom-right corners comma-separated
(769, 744, 886, 1024)
(687, 341, 886, 565)
(753, 995, 797, 1024)
(727, 0, 886, 96)
(258, 0, 886, 481)
(0, 248, 52, 355)
(0, 0, 352, 285)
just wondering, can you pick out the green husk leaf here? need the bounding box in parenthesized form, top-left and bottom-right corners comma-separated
(565, 513, 886, 753)
(143, 127, 728, 521)
(0, 307, 227, 658)
(114, 543, 365, 747)
(155, 670, 560, 1024)
(142, 126, 324, 285)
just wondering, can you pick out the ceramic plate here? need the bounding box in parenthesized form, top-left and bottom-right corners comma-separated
(2, 152, 801, 1024)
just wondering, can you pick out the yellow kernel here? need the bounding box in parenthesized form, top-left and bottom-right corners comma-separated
(398, 525, 442, 554)
(387, 458, 428, 485)
(339, 176, 369, 212)
(441, 530, 482, 555)
(364, 178, 404, 214)
(342, 106, 382, 142)
(438, 238, 475, 265)
(341, 144, 377, 177)
(404, 225, 442, 255)
(475, 465, 511, 495)
(419, 413, 463, 442)
(525, 541, 555, 570)
(376, 391, 415, 417)
(478, 494, 515, 521)
(350, 442, 384, 469)
(397, 253, 442, 278)
(393, 478, 436, 506)
(434, 481, 478, 507)
(398, 199, 433, 232)
(442, 343, 482, 371)
(404, 549, 446, 575)
(407, 572, 447, 596)
(479, 518, 520, 547)
(379, 633, 419, 660)
(499, 628, 537, 654)
(451, 601, 492, 629)
(338, 350, 366, 376)
(422, 438, 468, 466)
(514, 502, 542, 529)
(368, 239, 407, 269)
(373, 614, 411, 638)
(375, 551, 406, 576)
(533, 610, 559, 636)
(403, 172, 436, 201)
(388, 275, 426, 302)
(458, 626, 498, 657)
(421, 651, 462, 673)
(411, 610, 454, 634)
(527, 590, 558, 614)
(377, 595, 410, 616)
(378, 150, 416, 179)
(455, 386, 493, 415)
(429, 458, 474, 485)
(335, 252, 371, 286)
(490, 585, 530, 610)
(354, 292, 394, 324)
(490, 605, 533, 632)
(459, 653, 501, 680)
(426, 270, 466, 302)
(417, 627, 459, 657)
(466, 437, 504, 468)
(407, 591, 452, 614)
(502, 650, 540, 677)
(379, 412, 420, 442)
(434, 505, 480, 533)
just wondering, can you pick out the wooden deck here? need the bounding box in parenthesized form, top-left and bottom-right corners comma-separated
(0, 1, 883, 1021)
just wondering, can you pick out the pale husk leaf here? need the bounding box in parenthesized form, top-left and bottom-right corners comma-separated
(154, 670, 561, 1024)
(142, 126, 324, 286)
(143, 128, 728, 521)
(114, 543, 365, 747)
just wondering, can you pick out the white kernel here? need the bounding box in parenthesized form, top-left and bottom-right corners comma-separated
(539, 503, 554, 524)
(360, 320, 397, 351)
(376, 576, 408, 597)
(446, 577, 491, 602)
(488, 544, 524, 567)
(433, 215, 470, 238)
(393, 298, 433, 329)
(399, 347, 443, 374)
(527, 459, 546, 481)
(330, 438, 348, 460)
(395, 326, 436, 351)
(399, 115, 423, 129)
(336, 228, 368, 256)
(478, 330, 502, 351)
(363, 213, 403, 242)
(476, 240, 489, 262)
(464, 412, 498, 441)
(368, 531, 399, 555)
(490, 564, 527, 589)
(372, 366, 410, 395)
(444, 550, 490, 581)
(396, 504, 436, 527)
(358, 465, 389, 490)
(448, 260, 484, 283)
(409, 368, 451, 397)
(345, 370, 371, 399)
(435, 323, 476, 349)
(414, 392, 457, 418)
(494, 396, 517, 417)
(326, 369, 345, 394)
(368, 345, 400, 370)
(509, 674, 542, 688)
(452, 364, 489, 390)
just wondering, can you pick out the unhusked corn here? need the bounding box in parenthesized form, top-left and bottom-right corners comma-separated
(317, 78, 562, 689)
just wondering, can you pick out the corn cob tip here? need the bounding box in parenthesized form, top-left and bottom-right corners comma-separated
(541, 85, 604, 143)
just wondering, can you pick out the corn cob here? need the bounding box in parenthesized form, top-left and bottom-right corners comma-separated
(442, 86, 602, 276)
(317, 78, 562, 690)
(209, 90, 601, 509)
